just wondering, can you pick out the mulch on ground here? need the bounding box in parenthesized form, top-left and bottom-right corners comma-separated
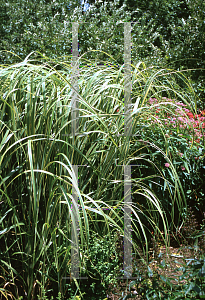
(105, 245, 203, 299)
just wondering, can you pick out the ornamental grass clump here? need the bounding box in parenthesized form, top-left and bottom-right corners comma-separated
(0, 52, 199, 299)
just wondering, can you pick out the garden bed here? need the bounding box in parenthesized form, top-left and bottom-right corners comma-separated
(106, 245, 205, 299)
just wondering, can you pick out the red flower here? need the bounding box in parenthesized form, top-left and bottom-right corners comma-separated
(187, 112, 194, 118)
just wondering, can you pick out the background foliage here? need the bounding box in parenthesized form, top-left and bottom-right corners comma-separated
(0, 0, 204, 105)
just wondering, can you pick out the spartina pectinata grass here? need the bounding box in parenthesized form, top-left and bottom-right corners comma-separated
(0, 51, 197, 299)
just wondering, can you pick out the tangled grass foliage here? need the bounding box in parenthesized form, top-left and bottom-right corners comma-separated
(0, 52, 197, 299)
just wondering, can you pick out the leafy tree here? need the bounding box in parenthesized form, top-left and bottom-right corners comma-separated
(83, 0, 205, 104)
(0, 0, 82, 64)
(0, 0, 204, 103)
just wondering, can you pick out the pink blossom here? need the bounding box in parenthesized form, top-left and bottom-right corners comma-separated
(176, 102, 186, 106)
(165, 163, 170, 167)
(181, 166, 185, 171)
(195, 131, 202, 137)
(184, 108, 190, 113)
(177, 110, 185, 115)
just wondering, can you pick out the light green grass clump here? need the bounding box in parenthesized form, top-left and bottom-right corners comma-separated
(0, 51, 197, 300)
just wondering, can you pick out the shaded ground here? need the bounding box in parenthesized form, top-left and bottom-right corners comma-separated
(105, 245, 204, 299)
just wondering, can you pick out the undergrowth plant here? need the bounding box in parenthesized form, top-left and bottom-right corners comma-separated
(119, 254, 205, 300)
(118, 205, 205, 299)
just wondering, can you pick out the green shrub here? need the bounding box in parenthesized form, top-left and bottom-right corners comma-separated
(75, 231, 121, 299)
